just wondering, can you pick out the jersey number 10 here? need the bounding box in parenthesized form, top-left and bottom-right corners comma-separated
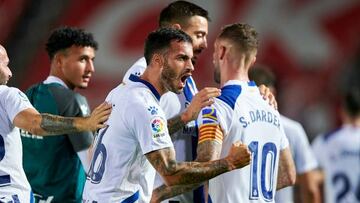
(248, 141, 277, 201)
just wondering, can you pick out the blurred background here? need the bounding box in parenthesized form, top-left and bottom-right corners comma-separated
(1, 0, 360, 140)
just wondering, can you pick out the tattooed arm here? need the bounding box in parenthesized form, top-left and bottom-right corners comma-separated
(150, 125, 251, 202)
(151, 137, 225, 202)
(167, 87, 221, 134)
(277, 147, 296, 190)
(13, 102, 111, 135)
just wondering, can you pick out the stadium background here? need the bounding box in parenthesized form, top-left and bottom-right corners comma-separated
(1, 0, 360, 140)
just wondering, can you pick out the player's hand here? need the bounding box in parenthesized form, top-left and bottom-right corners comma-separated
(84, 102, 112, 131)
(181, 87, 221, 123)
(225, 141, 251, 170)
(259, 84, 278, 110)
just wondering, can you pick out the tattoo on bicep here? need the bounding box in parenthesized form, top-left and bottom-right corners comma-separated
(167, 115, 185, 135)
(40, 113, 77, 134)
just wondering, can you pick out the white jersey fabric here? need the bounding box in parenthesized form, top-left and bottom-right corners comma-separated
(197, 80, 289, 203)
(82, 75, 174, 203)
(275, 115, 318, 203)
(0, 85, 34, 202)
(312, 125, 360, 203)
(123, 57, 199, 202)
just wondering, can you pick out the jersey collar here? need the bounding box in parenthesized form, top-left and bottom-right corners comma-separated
(43, 76, 69, 89)
(129, 74, 161, 101)
(223, 80, 257, 87)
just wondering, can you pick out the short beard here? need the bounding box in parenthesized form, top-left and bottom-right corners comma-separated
(160, 60, 181, 94)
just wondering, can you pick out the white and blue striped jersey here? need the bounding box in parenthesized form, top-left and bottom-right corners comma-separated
(312, 125, 360, 203)
(275, 115, 318, 203)
(82, 75, 174, 203)
(0, 86, 34, 202)
(123, 57, 199, 202)
(197, 80, 289, 203)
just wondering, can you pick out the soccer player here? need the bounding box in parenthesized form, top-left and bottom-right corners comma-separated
(312, 89, 360, 203)
(123, 1, 275, 202)
(82, 28, 251, 203)
(20, 27, 98, 202)
(0, 44, 111, 202)
(249, 66, 320, 203)
(151, 23, 296, 203)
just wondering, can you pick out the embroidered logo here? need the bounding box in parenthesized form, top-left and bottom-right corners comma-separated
(148, 106, 158, 115)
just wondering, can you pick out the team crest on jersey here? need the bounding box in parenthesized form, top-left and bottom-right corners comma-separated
(151, 116, 165, 138)
(201, 107, 218, 124)
(148, 106, 158, 115)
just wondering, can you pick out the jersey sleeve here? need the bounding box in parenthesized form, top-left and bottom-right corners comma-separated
(279, 121, 290, 150)
(196, 101, 230, 144)
(122, 57, 147, 84)
(311, 135, 324, 168)
(3, 87, 34, 123)
(64, 94, 93, 152)
(290, 124, 318, 173)
(127, 101, 173, 154)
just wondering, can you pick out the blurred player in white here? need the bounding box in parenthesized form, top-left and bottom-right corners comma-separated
(83, 28, 251, 203)
(0, 44, 110, 202)
(249, 66, 320, 203)
(151, 23, 296, 203)
(312, 89, 360, 203)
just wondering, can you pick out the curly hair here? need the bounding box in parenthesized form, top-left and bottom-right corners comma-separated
(46, 26, 98, 60)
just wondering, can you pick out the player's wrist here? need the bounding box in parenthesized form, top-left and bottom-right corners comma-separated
(181, 110, 191, 124)
(223, 157, 236, 171)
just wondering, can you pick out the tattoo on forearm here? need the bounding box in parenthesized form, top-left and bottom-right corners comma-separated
(40, 113, 77, 134)
(153, 183, 202, 202)
(167, 115, 185, 135)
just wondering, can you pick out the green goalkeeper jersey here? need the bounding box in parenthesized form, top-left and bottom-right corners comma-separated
(21, 82, 93, 203)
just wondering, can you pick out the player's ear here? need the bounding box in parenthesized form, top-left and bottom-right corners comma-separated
(171, 23, 182, 30)
(219, 45, 226, 60)
(152, 53, 164, 67)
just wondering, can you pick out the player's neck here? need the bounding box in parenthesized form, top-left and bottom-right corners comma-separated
(140, 69, 167, 96)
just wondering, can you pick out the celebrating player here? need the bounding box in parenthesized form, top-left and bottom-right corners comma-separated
(82, 28, 251, 203)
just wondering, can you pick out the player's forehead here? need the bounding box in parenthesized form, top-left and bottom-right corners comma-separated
(183, 16, 208, 35)
(65, 45, 96, 58)
(167, 40, 193, 58)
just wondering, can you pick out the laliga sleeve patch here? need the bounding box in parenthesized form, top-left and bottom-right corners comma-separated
(201, 107, 218, 124)
(150, 116, 166, 138)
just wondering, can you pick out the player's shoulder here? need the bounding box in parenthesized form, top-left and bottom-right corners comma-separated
(0, 85, 27, 101)
(280, 115, 304, 132)
(216, 82, 243, 110)
(123, 57, 147, 82)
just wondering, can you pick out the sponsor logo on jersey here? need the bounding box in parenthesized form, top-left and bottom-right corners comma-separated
(148, 106, 158, 115)
(151, 116, 165, 138)
(201, 108, 218, 124)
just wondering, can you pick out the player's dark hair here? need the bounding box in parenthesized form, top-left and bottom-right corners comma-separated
(249, 65, 276, 87)
(144, 27, 192, 64)
(218, 23, 259, 53)
(343, 88, 360, 117)
(46, 26, 98, 60)
(159, 0, 210, 28)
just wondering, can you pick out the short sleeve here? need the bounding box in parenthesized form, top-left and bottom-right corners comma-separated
(3, 87, 34, 123)
(128, 101, 173, 154)
(291, 125, 318, 173)
(279, 124, 290, 150)
(311, 135, 324, 168)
